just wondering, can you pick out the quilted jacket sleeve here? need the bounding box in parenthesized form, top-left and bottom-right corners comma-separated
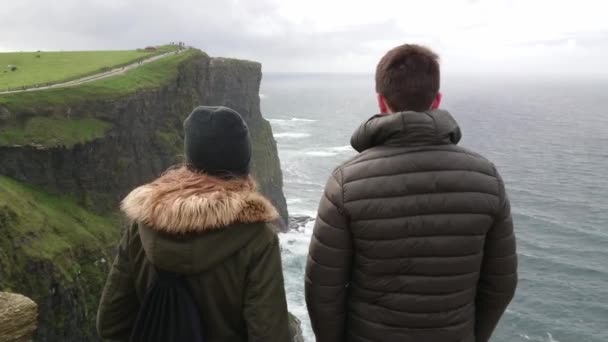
(97, 224, 139, 341)
(475, 171, 518, 342)
(305, 169, 353, 342)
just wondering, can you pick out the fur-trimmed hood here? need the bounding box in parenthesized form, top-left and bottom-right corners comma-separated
(121, 167, 280, 274)
(121, 166, 279, 233)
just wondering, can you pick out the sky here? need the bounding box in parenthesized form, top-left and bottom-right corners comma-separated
(1, 0, 607, 75)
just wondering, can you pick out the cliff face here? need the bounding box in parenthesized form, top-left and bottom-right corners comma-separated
(0, 51, 291, 341)
(0, 52, 288, 221)
(0, 176, 119, 342)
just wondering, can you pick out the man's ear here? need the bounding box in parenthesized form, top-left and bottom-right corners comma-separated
(431, 92, 442, 109)
(377, 94, 390, 114)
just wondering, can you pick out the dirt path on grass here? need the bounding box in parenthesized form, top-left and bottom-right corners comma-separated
(0, 49, 186, 95)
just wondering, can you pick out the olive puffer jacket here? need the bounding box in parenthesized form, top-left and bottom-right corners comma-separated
(97, 167, 290, 342)
(305, 110, 518, 342)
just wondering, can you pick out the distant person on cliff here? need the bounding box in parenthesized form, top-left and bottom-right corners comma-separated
(305, 44, 518, 342)
(97, 106, 290, 341)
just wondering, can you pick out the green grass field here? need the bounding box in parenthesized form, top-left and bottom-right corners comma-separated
(0, 176, 119, 286)
(0, 48, 199, 110)
(0, 48, 201, 147)
(0, 45, 177, 90)
(0, 117, 111, 147)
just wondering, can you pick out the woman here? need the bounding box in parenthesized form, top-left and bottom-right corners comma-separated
(97, 106, 290, 341)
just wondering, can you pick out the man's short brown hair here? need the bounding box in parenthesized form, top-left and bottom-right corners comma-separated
(375, 44, 440, 112)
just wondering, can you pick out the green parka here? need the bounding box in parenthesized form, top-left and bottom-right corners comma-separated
(97, 167, 290, 342)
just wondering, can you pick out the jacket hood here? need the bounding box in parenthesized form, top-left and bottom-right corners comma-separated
(350, 109, 462, 152)
(121, 167, 279, 273)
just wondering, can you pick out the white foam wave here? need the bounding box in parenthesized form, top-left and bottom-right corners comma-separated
(305, 151, 339, 157)
(279, 220, 314, 255)
(291, 118, 316, 122)
(279, 226, 315, 340)
(259, 93, 267, 99)
(274, 132, 310, 139)
(286, 204, 318, 218)
(269, 118, 317, 124)
(304, 146, 354, 157)
(281, 230, 312, 248)
(330, 145, 352, 152)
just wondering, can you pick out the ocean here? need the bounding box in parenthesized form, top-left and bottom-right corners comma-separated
(260, 73, 608, 342)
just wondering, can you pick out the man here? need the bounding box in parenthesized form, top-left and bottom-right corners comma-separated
(305, 44, 517, 342)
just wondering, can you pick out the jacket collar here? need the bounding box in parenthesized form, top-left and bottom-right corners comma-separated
(350, 109, 462, 152)
(121, 166, 278, 234)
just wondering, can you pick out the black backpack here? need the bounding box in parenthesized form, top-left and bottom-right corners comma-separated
(130, 268, 205, 342)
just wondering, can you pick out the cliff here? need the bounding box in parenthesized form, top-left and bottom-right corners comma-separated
(0, 176, 120, 341)
(0, 50, 287, 220)
(0, 49, 291, 341)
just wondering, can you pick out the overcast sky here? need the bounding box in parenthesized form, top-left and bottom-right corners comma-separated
(1, 0, 607, 75)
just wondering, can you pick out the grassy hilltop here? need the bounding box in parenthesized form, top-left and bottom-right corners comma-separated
(0, 45, 177, 90)
(0, 45, 194, 290)
(0, 45, 198, 288)
(0, 47, 199, 147)
(0, 45, 197, 339)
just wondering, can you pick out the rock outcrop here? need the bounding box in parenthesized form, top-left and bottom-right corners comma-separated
(289, 313, 305, 342)
(0, 292, 38, 342)
(289, 215, 315, 231)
